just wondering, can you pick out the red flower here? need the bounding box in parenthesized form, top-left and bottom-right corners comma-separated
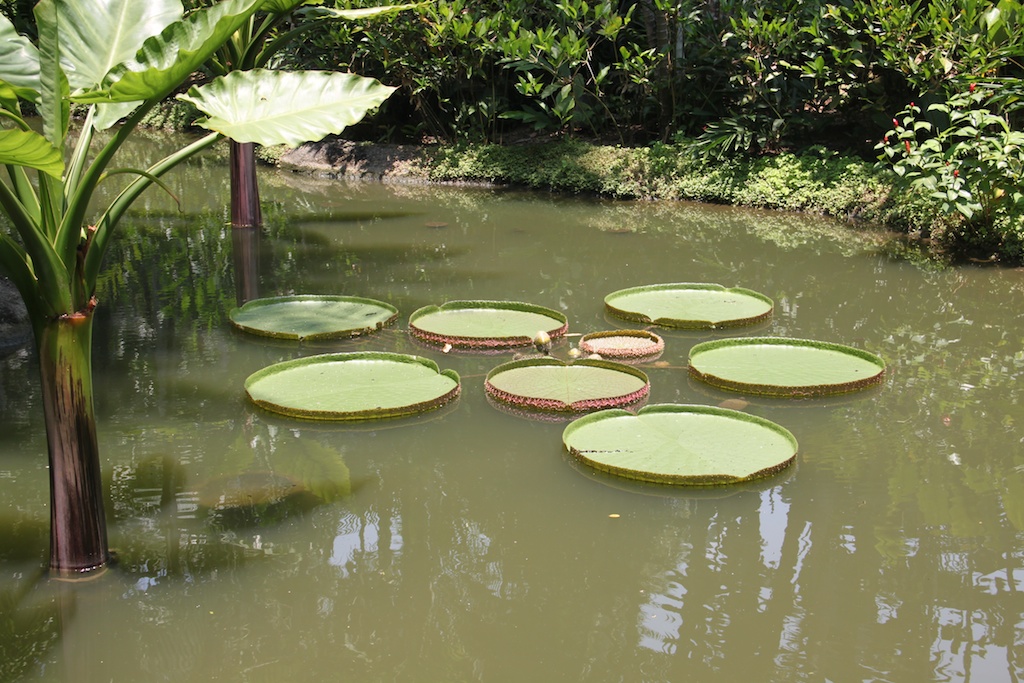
(892, 118, 899, 128)
(904, 140, 912, 153)
(970, 83, 976, 93)
(953, 170, 959, 177)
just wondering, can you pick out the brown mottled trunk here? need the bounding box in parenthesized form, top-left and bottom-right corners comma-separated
(38, 307, 109, 576)
(230, 140, 262, 229)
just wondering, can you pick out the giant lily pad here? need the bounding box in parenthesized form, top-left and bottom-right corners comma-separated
(245, 352, 460, 420)
(229, 295, 398, 341)
(409, 300, 568, 349)
(605, 283, 773, 329)
(485, 357, 649, 413)
(562, 404, 797, 485)
(688, 337, 885, 397)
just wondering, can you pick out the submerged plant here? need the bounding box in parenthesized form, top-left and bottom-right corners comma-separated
(0, 0, 395, 575)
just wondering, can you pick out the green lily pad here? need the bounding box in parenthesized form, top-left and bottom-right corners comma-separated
(245, 352, 460, 420)
(604, 283, 773, 329)
(688, 337, 886, 397)
(409, 300, 568, 349)
(229, 295, 398, 341)
(485, 357, 649, 413)
(579, 329, 665, 361)
(562, 404, 798, 485)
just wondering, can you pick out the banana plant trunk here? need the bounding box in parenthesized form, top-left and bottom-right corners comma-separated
(230, 140, 262, 229)
(36, 305, 109, 575)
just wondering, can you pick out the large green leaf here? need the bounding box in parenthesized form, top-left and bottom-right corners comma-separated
(485, 357, 649, 413)
(0, 14, 40, 102)
(73, 0, 264, 104)
(688, 337, 886, 397)
(301, 3, 422, 20)
(179, 69, 396, 147)
(34, 0, 70, 148)
(562, 404, 798, 485)
(245, 352, 461, 420)
(0, 130, 64, 178)
(408, 300, 568, 349)
(57, 0, 183, 92)
(604, 283, 774, 329)
(229, 295, 399, 341)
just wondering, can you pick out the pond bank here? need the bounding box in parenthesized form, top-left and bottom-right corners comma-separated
(253, 130, 1024, 266)
(277, 136, 994, 265)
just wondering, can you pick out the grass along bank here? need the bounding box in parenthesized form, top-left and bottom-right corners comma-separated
(278, 137, 1022, 266)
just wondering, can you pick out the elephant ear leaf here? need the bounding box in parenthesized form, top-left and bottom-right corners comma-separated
(56, 0, 184, 92)
(0, 14, 40, 102)
(179, 69, 396, 147)
(73, 0, 264, 104)
(0, 129, 64, 177)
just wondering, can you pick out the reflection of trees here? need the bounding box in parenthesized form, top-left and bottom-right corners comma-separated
(8, 148, 1024, 679)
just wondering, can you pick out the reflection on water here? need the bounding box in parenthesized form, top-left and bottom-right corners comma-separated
(2, 138, 1024, 681)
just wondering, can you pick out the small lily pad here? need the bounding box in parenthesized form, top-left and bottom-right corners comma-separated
(579, 329, 665, 361)
(409, 300, 568, 349)
(563, 404, 797, 485)
(245, 352, 460, 420)
(688, 337, 886, 397)
(229, 295, 398, 341)
(485, 357, 649, 413)
(605, 283, 773, 329)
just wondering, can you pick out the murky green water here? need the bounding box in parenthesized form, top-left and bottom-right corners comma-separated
(2, 140, 1024, 682)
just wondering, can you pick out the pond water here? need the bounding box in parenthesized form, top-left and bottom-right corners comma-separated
(2, 139, 1024, 682)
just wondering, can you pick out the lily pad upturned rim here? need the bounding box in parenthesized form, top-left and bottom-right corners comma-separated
(409, 300, 569, 349)
(562, 403, 798, 486)
(244, 351, 460, 421)
(579, 329, 665, 360)
(604, 282, 774, 329)
(485, 357, 650, 413)
(688, 336, 886, 397)
(229, 294, 399, 341)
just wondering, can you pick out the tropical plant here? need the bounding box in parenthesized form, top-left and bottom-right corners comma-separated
(0, 0, 395, 575)
(198, 0, 415, 228)
(877, 86, 1024, 227)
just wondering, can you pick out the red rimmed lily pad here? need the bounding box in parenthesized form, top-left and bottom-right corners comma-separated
(688, 337, 886, 397)
(485, 357, 649, 414)
(229, 295, 398, 341)
(579, 329, 665, 362)
(245, 352, 460, 420)
(562, 403, 798, 485)
(409, 300, 568, 349)
(604, 283, 773, 329)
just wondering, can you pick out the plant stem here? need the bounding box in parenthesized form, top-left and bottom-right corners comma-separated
(36, 305, 109, 576)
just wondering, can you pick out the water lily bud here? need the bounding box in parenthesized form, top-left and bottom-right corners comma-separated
(567, 347, 581, 359)
(533, 330, 552, 354)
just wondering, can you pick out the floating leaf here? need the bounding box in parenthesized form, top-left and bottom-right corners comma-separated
(579, 329, 664, 361)
(605, 283, 773, 329)
(245, 352, 460, 420)
(485, 357, 649, 413)
(562, 404, 798, 485)
(688, 337, 886, 397)
(229, 295, 398, 341)
(409, 300, 568, 350)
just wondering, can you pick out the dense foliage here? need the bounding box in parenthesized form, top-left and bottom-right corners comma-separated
(286, 0, 1022, 147)
(5, 0, 1020, 259)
